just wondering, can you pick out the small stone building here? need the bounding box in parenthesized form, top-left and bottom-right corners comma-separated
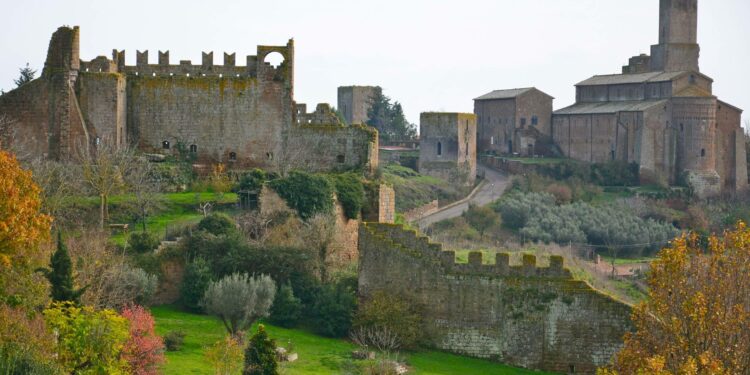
(337, 86, 381, 125)
(474, 87, 554, 156)
(418, 112, 477, 187)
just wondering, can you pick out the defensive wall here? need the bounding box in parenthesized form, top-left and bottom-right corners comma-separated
(358, 223, 633, 374)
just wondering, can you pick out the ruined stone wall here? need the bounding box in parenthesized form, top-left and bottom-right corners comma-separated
(402, 200, 439, 222)
(0, 79, 51, 157)
(377, 185, 395, 224)
(288, 123, 378, 174)
(358, 223, 632, 374)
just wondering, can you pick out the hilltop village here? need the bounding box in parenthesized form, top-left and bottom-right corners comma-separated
(0, 0, 748, 374)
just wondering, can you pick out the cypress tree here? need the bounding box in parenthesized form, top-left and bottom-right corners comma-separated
(243, 325, 278, 375)
(39, 232, 85, 304)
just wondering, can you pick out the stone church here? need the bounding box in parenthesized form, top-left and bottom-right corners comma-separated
(552, 0, 747, 197)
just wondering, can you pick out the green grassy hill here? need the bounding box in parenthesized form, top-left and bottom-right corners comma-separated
(152, 305, 556, 375)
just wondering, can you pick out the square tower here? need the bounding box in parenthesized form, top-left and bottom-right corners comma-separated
(418, 112, 477, 187)
(650, 0, 700, 72)
(337, 86, 381, 125)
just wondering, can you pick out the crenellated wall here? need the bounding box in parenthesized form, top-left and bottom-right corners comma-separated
(359, 223, 633, 374)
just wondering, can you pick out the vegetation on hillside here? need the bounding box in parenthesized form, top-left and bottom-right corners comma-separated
(366, 89, 417, 143)
(381, 164, 465, 212)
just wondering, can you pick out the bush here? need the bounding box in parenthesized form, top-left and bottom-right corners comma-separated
(545, 183, 573, 204)
(268, 171, 334, 220)
(353, 291, 423, 350)
(105, 264, 158, 307)
(311, 281, 357, 338)
(129, 231, 161, 254)
(163, 331, 186, 352)
(0, 305, 60, 375)
(331, 173, 365, 220)
(463, 204, 499, 238)
(180, 258, 213, 312)
(235, 169, 274, 193)
(207, 335, 244, 375)
(243, 325, 278, 375)
(197, 213, 237, 236)
(269, 283, 302, 328)
(201, 273, 276, 337)
(121, 305, 165, 375)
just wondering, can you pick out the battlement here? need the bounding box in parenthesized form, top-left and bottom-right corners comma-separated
(78, 39, 294, 81)
(296, 103, 343, 126)
(361, 223, 572, 279)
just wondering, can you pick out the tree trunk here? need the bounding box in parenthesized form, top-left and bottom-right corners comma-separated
(99, 194, 106, 229)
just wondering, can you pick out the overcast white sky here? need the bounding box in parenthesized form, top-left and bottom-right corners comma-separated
(1, 0, 748, 128)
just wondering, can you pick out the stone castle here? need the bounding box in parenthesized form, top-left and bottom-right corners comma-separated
(474, 0, 747, 197)
(0, 26, 378, 173)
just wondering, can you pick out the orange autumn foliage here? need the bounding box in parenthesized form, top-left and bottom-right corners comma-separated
(0, 150, 51, 267)
(601, 222, 750, 375)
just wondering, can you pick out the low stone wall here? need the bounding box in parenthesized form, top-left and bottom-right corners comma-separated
(358, 223, 633, 374)
(480, 155, 537, 175)
(403, 200, 439, 222)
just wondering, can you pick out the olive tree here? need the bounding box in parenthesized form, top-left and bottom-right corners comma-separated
(202, 274, 276, 338)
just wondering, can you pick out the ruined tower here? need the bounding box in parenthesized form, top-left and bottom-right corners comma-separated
(650, 0, 700, 72)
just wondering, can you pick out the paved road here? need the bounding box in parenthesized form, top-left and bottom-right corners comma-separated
(416, 165, 510, 229)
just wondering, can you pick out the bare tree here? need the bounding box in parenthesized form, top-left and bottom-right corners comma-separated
(78, 137, 137, 229)
(25, 158, 79, 223)
(237, 211, 273, 245)
(301, 213, 337, 282)
(350, 326, 401, 353)
(125, 158, 164, 232)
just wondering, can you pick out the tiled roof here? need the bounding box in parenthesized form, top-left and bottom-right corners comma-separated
(553, 100, 668, 115)
(474, 87, 553, 101)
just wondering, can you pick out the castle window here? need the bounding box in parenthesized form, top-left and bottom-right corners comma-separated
(680, 123, 684, 132)
(520, 118, 527, 127)
(266, 152, 273, 160)
(531, 116, 538, 126)
(189, 144, 197, 153)
(337, 154, 345, 163)
(689, 74, 696, 84)
(229, 152, 237, 161)
(162, 141, 170, 149)
(263, 52, 285, 68)
(701, 149, 706, 157)
(490, 136, 495, 145)
(437, 142, 442, 156)
(95, 137, 101, 146)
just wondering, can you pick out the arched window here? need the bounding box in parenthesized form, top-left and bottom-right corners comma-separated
(229, 152, 237, 161)
(437, 142, 442, 156)
(162, 141, 170, 149)
(189, 144, 197, 153)
(336, 154, 345, 163)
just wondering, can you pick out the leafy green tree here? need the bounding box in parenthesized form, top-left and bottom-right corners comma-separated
(39, 233, 85, 304)
(463, 204, 499, 238)
(331, 173, 365, 220)
(14, 63, 36, 87)
(128, 231, 160, 254)
(43, 302, 129, 374)
(268, 171, 334, 220)
(197, 213, 237, 236)
(180, 258, 213, 312)
(269, 283, 302, 328)
(243, 325, 278, 375)
(202, 273, 276, 337)
(312, 282, 356, 337)
(366, 89, 417, 143)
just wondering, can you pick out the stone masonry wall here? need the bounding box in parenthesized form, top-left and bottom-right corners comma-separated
(358, 223, 633, 374)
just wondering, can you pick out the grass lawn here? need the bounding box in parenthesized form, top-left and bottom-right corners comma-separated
(151, 305, 556, 375)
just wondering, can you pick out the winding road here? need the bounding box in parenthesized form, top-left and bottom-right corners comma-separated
(416, 165, 510, 229)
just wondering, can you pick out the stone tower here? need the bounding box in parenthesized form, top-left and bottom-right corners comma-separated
(337, 86, 381, 125)
(650, 0, 700, 72)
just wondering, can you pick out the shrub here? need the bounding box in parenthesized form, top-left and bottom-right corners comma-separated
(463, 204, 499, 238)
(268, 171, 334, 220)
(197, 213, 237, 236)
(129, 231, 161, 254)
(43, 302, 129, 374)
(104, 264, 158, 308)
(545, 183, 572, 204)
(353, 291, 423, 350)
(495, 192, 556, 230)
(0, 305, 60, 375)
(312, 281, 357, 338)
(207, 335, 244, 375)
(201, 273, 276, 337)
(235, 169, 272, 193)
(163, 331, 186, 352)
(243, 325, 278, 375)
(269, 283, 302, 328)
(181, 258, 213, 312)
(121, 305, 165, 375)
(331, 173, 365, 220)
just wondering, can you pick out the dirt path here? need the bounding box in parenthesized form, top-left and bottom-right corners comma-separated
(416, 165, 510, 229)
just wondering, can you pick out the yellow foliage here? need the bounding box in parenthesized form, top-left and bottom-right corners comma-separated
(603, 222, 750, 374)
